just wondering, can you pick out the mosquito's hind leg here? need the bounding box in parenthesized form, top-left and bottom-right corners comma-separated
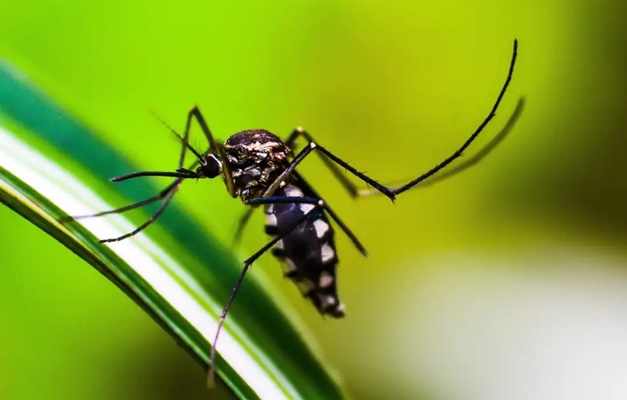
(283, 40, 519, 200)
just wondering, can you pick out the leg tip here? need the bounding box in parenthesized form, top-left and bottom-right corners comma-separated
(206, 369, 216, 388)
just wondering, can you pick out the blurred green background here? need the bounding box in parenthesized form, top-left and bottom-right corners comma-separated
(1, 1, 627, 399)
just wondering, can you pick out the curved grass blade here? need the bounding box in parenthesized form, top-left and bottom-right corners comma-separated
(0, 61, 347, 400)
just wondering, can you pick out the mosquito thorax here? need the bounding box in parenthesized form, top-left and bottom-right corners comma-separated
(196, 154, 222, 178)
(223, 129, 290, 201)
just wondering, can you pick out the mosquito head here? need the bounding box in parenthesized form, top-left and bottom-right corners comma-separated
(196, 153, 222, 179)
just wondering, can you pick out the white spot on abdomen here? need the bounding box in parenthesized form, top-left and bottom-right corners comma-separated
(300, 203, 315, 214)
(285, 184, 304, 197)
(319, 271, 334, 288)
(283, 183, 315, 214)
(313, 219, 329, 238)
(321, 243, 335, 263)
(318, 293, 336, 308)
(265, 213, 277, 226)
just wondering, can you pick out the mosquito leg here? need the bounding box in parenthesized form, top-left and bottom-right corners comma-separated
(292, 171, 367, 256)
(99, 185, 180, 243)
(182, 107, 237, 196)
(208, 200, 323, 386)
(176, 107, 238, 197)
(245, 196, 321, 206)
(232, 195, 321, 247)
(357, 97, 526, 196)
(67, 107, 204, 235)
(185, 106, 218, 154)
(278, 40, 518, 201)
(285, 127, 360, 198)
(146, 106, 210, 176)
(264, 141, 396, 201)
(150, 111, 206, 162)
(62, 179, 183, 222)
(386, 39, 518, 195)
(109, 170, 196, 182)
(107, 107, 203, 184)
(249, 189, 367, 255)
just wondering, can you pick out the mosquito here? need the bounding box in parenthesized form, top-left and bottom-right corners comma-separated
(64, 39, 518, 384)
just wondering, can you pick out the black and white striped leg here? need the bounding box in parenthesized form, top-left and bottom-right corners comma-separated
(208, 199, 324, 386)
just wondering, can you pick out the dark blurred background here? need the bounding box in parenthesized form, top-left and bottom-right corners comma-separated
(1, 1, 627, 399)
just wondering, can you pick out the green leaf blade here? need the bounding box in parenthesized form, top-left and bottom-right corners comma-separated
(0, 62, 347, 400)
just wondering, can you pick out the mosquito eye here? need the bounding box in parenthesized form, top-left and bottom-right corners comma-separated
(202, 155, 221, 178)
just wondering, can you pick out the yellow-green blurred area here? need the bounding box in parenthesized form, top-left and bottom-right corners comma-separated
(1, 1, 626, 399)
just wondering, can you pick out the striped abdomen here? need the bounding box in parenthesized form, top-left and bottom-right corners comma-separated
(264, 183, 345, 318)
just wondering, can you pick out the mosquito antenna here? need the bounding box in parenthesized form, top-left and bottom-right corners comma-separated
(149, 110, 207, 164)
